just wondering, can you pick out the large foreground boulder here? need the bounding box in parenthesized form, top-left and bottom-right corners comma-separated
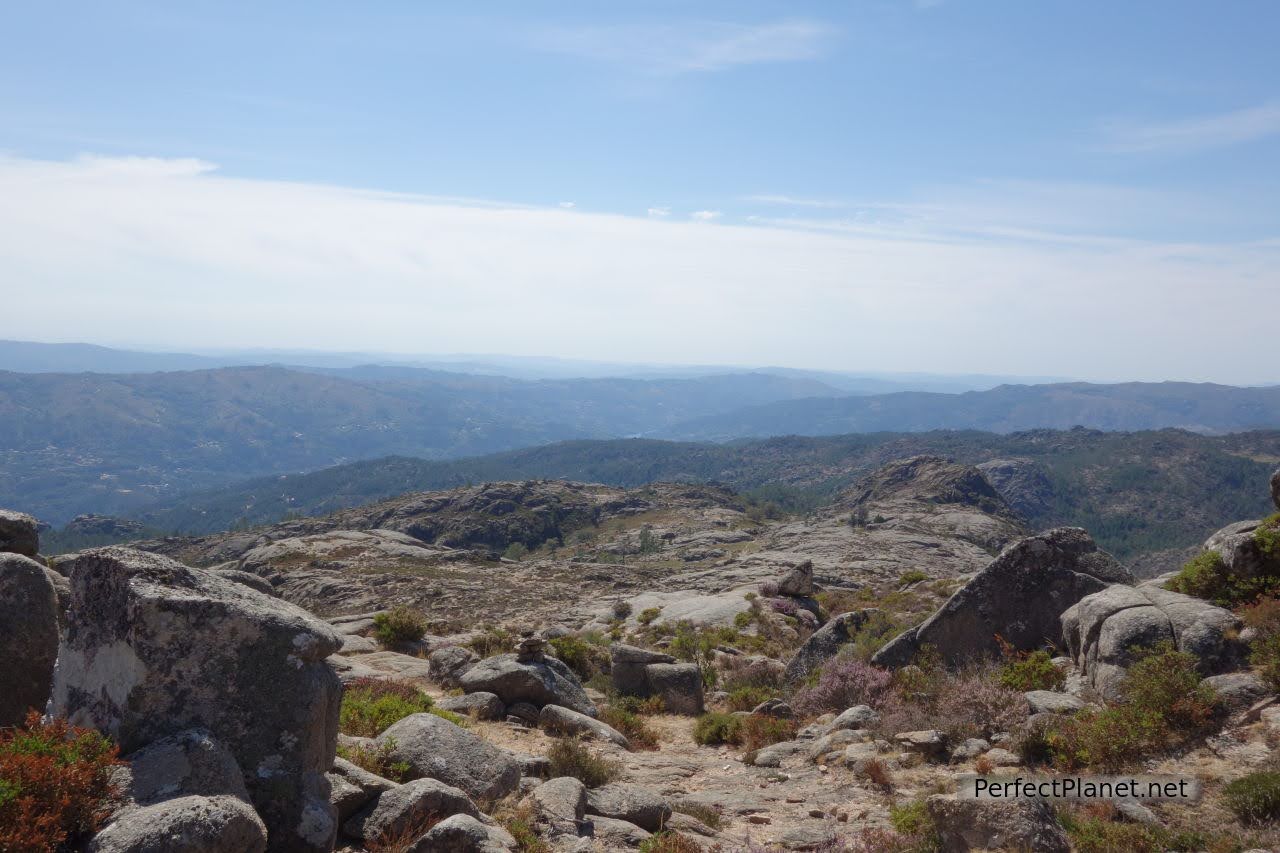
(0, 508, 40, 557)
(1063, 583, 1245, 700)
(87, 795, 268, 853)
(784, 609, 878, 682)
(645, 663, 705, 715)
(0, 552, 60, 725)
(375, 712, 522, 801)
(874, 528, 1131, 668)
(459, 653, 595, 716)
(610, 642, 675, 696)
(48, 547, 344, 852)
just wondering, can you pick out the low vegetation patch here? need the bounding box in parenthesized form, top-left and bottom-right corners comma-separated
(791, 657, 894, 715)
(599, 705, 660, 751)
(1242, 596, 1280, 689)
(546, 738, 621, 788)
(638, 831, 703, 853)
(548, 633, 611, 681)
(336, 738, 412, 782)
(692, 712, 742, 746)
(372, 605, 428, 647)
(1023, 644, 1219, 772)
(1169, 517, 1280, 606)
(0, 712, 122, 853)
(996, 646, 1066, 692)
(670, 799, 723, 830)
(887, 798, 940, 852)
(739, 714, 799, 751)
(1224, 771, 1280, 825)
(467, 626, 514, 657)
(495, 800, 552, 853)
(340, 677, 463, 737)
(725, 685, 777, 711)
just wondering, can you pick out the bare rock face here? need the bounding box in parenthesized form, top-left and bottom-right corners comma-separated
(927, 795, 1069, 853)
(0, 508, 40, 557)
(459, 653, 595, 716)
(48, 547, 343, 852)
(0, 552, 60, 725)
(374, 713, 522, 801)
(431, 645, 480, 688)
(874, 528, 1131, 668)
(1063, 583, 1245, 700)
(644, 663, 705, 716)
(610, 642, 675, 697)
(87, 795, 268, 853)
(777, 560, 815, 597)
(784, 609, 878, 683)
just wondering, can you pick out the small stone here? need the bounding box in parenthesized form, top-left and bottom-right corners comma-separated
(747, 814, 772, 825)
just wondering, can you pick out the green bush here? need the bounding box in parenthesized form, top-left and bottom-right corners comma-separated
(467, 626, 513, 657)
(739, 714, 798, 751)
(1167, 528, 1280, 606)
(670, 799, 722, 830)
(336, 738, 411, 782)
(692, 712, 743, 746)
(725, 686, 777, 712)
(1029, 644, 1219, 772)
(503, 542, 529, 561)
(1059, 808, 1165, 853)
(898, 570, 929, 587)
(546, 738, 622, 788)
(1224, 771, 1280, 824)
(1242, 596, 1280, 689)
(997, 649, 1066, 692)
(372, 605, 428, 647)
(549, 634, 610, 681)
(339, 677, 462, 737)
(637, 607, 661, 625)
(599, 706, 659, 751)
(637, 832, 702, 853)
(888, 798, 938, 849)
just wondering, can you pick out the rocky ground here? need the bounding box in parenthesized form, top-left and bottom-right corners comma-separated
(2, 459, 1280, 851)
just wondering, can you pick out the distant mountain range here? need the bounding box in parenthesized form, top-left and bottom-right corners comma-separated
(658, 381, 1280, 440)
(2, 339, 1279, 529)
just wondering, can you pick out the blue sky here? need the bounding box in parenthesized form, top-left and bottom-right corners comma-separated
(2, 2, 1278, 381)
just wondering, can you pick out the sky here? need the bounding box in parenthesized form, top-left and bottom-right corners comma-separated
(1, 1, 1278, 383)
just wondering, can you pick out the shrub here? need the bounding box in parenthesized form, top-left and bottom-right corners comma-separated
(546, 739, 621, 788)
(612, 600, 633, 619)
(1167, 538, 1280, 606)
(0, 712, 122, 853)
(1040, 705, 1165, 772)
(692, 713, 743, 746)
(638, 832, 702, 853)
(599, 706, 659, 751)
(997, 649, 1066, 692)
(336, 739, 412, 782)
(637, 607, 662, 626)
(1256, 513, 1280, 562)
(1059, 806, 1165, 853)
(1224, 771, 1280, 824)
(549, 635, 610, 681)
(719, 655, 784, 692)
(1242, 596, 1280, 690)
(1122, 643, 1219, 735)
(726, 686, 777, 712)
(740, 715, 799, 751)
(888, 798, 934, 838)
(502, 542, 529, 561)
(733, 611, 753, 629)
(373, 606, 428, 647)
(670, 799, 722, 830)
(340, 678, 461, 737)
(861, 758, 894, 789)
(495, 801, 552, 853)
(612, 695, 665, 715)
(467, 626, 513, 657)
(791, 658, 894, 715)
(898, 570, 929, 587)
(847, 610, 909, 661)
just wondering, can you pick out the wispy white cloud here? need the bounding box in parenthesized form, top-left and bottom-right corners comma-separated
(689, 210, 721, 221)
(558, 201, 576, 209)
(646, 206, 670, 218)
(0, 154, 1276, 382)
(530, 19, 835, 75)
(1100, 100, 1280, 154)
(743, 194, 845, 209)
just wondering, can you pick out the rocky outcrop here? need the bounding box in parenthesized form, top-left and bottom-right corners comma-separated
(784, 609, 878, 682)
(1203, 518, 1279, 585)
(927, 795, 1069, 853)
(439, 691, 506, 720)
(65, 514, 146, 539)
(375, 713, 522, 801)
(1272, 467, 1280, 511)
(539, 704, 630, 748)
(0, 508, 40, 557)
(524, 777, 587, 840)
(459, 653, 595, 716)
(0, 553, 60, 725)
(48, 547, 343, 852)
(585, 783, 671, 832)
(777, 560, 815, 596)
(610, 642, 675, 696)
(342, 777, 478, 843)
(1063, 583, 1246, 700)
(431, 645, 480, 688)
(87, 795, 269, 853)
(874, 528, 1131, 668)
(645, 663, 705, 715)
